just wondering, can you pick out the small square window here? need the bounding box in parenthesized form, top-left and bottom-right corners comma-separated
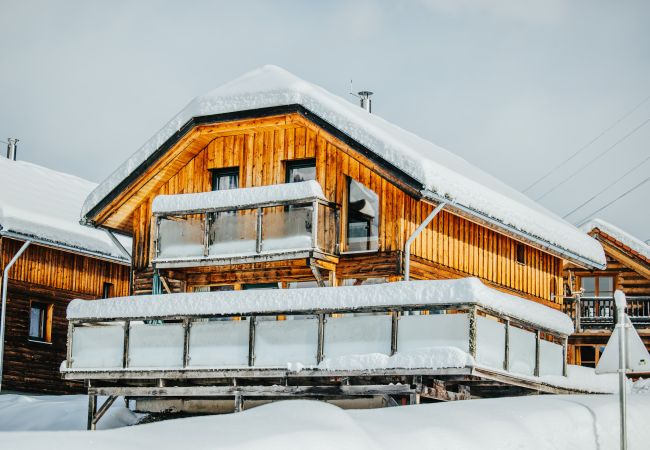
(286, 159, 316, 183)
(29, 302, 52, 342)
(516, 243, 526, 265)
(211, 167, 239, 191)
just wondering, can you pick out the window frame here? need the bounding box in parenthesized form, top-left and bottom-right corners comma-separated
(344, 177, 380, 254)
(579, 274, 615, 297)
(515, 243, 526, 265)
(285, 158, 316, 184)
(28, 301, 53, 344)
(102, 282, 114, 299)
(211, 167, 240, 191)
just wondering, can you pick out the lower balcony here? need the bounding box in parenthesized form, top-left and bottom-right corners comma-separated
(151, 181, 339, 268)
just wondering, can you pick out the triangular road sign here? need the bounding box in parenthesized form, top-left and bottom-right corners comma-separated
(596, 316, 650, 374)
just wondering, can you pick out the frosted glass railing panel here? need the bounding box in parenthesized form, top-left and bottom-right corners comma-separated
(188, 321, 249, 367)
(262, 206, 313, 252)
(71, 324, 124, 369)
(128, 323, 184, 368)
(398, 314, 469, 353)
(476, 316, 505, 369)
(208, 212, 256, 256)
(539, 340, 564, 376)
(255, 318, 319, 367)
(158, 217, 204, 258)
(509, 327, 536, 376)
(325, 315, 391, 358)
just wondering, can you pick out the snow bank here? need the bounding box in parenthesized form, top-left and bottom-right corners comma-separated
(152, 180, 326, 215)
(0, 157, 130, 261)
(67, 278, 574, 335)
(2, 396, 650, 450)
(581, 218, 650, 261)
(81, 65, 605, 267)
(0, 394, 137, 431)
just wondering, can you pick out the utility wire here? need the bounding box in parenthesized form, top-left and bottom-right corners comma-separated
(535, 116, 650, 201)
(576, 175, 650, 224)
(523, 94, 650, 193)
(562, 152, 650, 219)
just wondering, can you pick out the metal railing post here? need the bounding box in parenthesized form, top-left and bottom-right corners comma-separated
(311, 201, 318, 250)
(317, 314, 325, 363)
(256, 208, 263, 254)
(0, 240, 31, 392)
(404, 202, 446, 281)
(575, 294, 581, 332)
(468, 307, 477, 359)
(122, 320, 130, 368)
(504, 319, 510, 372)
(390, 311, 399, 356)
(248, 317, 257, 366)
(534, 330, 541, 377)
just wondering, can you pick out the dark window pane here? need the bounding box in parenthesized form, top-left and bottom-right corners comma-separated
(347, 178, 379, 252)
(29, 305, 46, 339)
(581, 277, 596, 296)
(212, 168, 239, 191)
(598, 276, 614, 297)
(242, 283, 280, 290)
(286, 160, 316, 183)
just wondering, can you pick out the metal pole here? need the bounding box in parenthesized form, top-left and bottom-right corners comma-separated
(615, 291, 627, 450)
(103, 229, 132, 261)
(404, 201, 446, 281)
(0, 240, 31, 392)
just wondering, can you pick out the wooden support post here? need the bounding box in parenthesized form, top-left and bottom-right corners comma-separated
(248, 317, 256, 367)
(203, 213, 210, 257)
(468, 307, 477, 359)
(575, 294, 582, 332)
(183, 319, 191, 368)
(317, 314, 325, 363)
(390, 311, 399, 356)
(334, 208, 341, 254)
(562, 336, 568, 377)
(66, 322, 74, 369)
(256, 208, 263, 254)
(122, 320, 130, 369)
(534, 330, 541, 377)
(91, 395, 117, 430)
(309, 259, 326, 287)
(234, 391, 243, 413)
(503, 319, 510, 372)
(87, 394, 97, 431)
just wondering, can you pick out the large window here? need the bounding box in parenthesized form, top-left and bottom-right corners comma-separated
(346, 178, 379, 252)
(286, 159, 316, 183)
(29, 302, 52, 343)
(580, 275, 614, 297)
(211, 167, 239, 191)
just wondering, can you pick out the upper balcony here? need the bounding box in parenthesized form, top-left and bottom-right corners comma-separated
(151, 181, 339, 269)
(562, 295, 650, 331)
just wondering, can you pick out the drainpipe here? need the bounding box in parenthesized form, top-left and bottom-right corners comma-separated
(404, 202, 446, 281)
(0, 240, 31, 392)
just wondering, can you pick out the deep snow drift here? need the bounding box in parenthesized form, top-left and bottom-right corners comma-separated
(1, 394, 650, 450)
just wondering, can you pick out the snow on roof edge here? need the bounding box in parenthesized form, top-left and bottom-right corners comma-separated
(581, 218, 650, 261)
(67, 278, 574, 335)
(80, 65, 605, 267)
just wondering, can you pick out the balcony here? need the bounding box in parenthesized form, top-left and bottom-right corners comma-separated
(151, 181, 339, 268)
(562, 296, 650, 330)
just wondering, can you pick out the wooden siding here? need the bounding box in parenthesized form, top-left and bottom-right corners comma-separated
(0, 238, 130, 393)
(127, 114, 563, 304)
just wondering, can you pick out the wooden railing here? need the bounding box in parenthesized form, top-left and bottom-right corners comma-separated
(562, 296, 650, 330)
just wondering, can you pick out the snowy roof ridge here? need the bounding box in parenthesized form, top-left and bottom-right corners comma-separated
(0, 157, 130, 262)
(152, 180, 326, 215)
(581, 218, 650, 261)
(81, 64, 605, 267)
(67, 277, 574, 335)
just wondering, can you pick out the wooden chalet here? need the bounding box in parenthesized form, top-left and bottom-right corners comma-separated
(0, 155, 130, 394)
(68, 66, 608, 422)
(563, 218, 650, 368)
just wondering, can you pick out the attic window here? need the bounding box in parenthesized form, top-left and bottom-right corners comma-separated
(516, 243, 526, 265)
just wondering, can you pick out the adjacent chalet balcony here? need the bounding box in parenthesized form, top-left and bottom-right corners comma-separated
(151, 181, 339, 268)
(562, 296, 650, 330)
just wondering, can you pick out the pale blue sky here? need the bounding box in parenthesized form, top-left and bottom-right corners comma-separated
(1, 0, 648, 240)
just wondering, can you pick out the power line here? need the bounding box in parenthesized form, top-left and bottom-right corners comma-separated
(535, 116, 650, 201)
(576, 175, 650, 224)
(562, 152, 650, 219)
(523, 94, 650, 193)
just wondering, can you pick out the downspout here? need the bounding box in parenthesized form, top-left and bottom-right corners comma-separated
(0, 240, 31, 392)
(404, 202, 447, 281)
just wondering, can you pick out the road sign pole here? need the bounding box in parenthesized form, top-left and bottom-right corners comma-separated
(615, 291, 627, 450)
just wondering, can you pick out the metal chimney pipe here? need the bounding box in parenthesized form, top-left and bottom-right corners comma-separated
(6, 138, 18, 160)
(358, 91, 373, 113)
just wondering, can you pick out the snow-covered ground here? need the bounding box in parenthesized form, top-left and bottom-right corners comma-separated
(1, 389, 650, 449)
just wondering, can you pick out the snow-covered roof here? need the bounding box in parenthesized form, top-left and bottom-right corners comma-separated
(0, 157, 130, 262)
(581, 218, 650, 261)
(67, 278, 574, 335)
(152, 180, 326, 215)
(81, 65, 605, 268)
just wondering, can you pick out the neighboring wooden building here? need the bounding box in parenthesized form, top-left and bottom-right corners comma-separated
(0, 156, 130, 394)
(80, 65, 605, 311)
(563, 219, 650, 367)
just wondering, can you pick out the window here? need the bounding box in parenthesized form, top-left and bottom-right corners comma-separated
(580, 275, 614, 297)
(242, 283, 280, 290)
(346, 178, 379, 252)
(516, 243, 526, 265)
(211, 167, 239, 191)
(286, 159, 316, 183)
(102, 282, 114, 299)
(29, 302, 52, 343)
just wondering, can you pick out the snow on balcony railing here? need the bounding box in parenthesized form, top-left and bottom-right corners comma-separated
(151, 181, 339, 266)
(63, 279, 571, 378)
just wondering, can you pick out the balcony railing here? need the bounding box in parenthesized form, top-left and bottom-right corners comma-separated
(562, 296, 650, 330)
(151, 182, 339, 268)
